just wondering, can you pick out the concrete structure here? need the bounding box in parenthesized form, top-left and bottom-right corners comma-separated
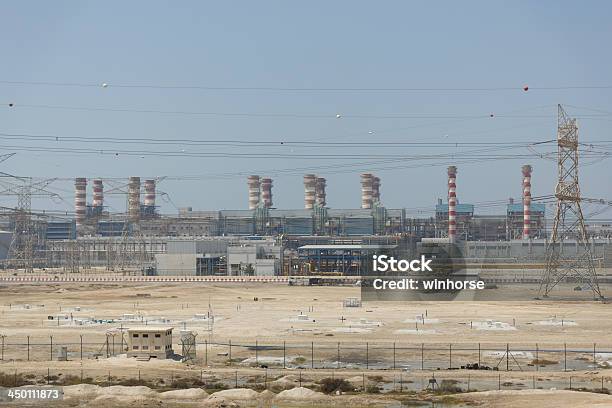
(227, 238, 282, 276)
(127, 327, 173, 359)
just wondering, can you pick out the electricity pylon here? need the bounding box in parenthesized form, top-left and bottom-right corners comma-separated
(0, 178, 58, 272)
(539, 105, 603, 299)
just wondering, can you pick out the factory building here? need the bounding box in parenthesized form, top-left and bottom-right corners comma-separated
(154, 237, 281, 276)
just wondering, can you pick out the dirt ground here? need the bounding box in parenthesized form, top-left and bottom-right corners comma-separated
(0, 281, 611, 406)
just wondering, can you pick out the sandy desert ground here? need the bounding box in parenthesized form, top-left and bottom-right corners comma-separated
(0, 281, 611, 406)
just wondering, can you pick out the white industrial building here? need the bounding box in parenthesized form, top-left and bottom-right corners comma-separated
(155, 237, 282, 276)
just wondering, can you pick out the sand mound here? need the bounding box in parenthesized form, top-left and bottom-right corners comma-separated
(275, 386, 327, 401)
(210, 388, 260, 400)
(271, 374, 301, 389)
(259, 389, 276, 400)
(159, 388, 208, 400)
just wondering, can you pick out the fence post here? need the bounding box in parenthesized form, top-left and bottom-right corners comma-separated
(235, 370, 238, 388)
(564, 343, 567, 372)
(421, 343, 424, 370)
(229, 340, 232, 365)
(50, 335, 53, 361)
(569, 375, 572, 390)
(399, 371, 402, 392)
(478, 342, 481, 366)
(506, 343, 509, 371)
(337, 342, 340, 369)
(393, 342, 396, 370)
(311, 341, 314, 369)
(27, 335, 30, 361)
(1, 335, 4, 360)
(535, 343, 539, 371)
(366, 342, 369, 370)
(498, 373, 501, 390)
(593, 343, 597, 367)
(449, 343, 452, 369)
(80, 334, 83, 360)
(205, 340, 208, 366)
(47, 367, 50, 384)
(283, 341, 286, 369)
(255, 340, 258, 366)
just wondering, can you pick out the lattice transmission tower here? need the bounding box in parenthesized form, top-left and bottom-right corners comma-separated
(539, 105, 603, 299)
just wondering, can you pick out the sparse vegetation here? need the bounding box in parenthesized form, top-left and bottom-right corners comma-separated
(318, 377, 354, 394)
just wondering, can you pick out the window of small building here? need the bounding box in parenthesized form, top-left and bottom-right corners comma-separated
(132, 346, 139, 350)
(132, 334, 139, 338)
(155, 346, 161, 350)
(143, 334, 148, 338)
(155, 334, 161, 338)
(142, 346, 149, 350)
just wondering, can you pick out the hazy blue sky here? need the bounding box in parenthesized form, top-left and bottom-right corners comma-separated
(1, 1, 611, 215)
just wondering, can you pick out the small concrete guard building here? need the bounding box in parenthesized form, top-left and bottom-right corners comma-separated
(127, 327, 173, 359)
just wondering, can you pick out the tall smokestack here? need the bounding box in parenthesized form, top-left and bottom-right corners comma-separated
(304, 174, 316, 209)
(522, 165, 532, 240)
(144, 179, 156, 208)
(92, 179, 103, 208)
(247, 175, 261, 210)
(447, 166, 457, 243)
(361, 173, 373, 209)
(128, 176, 141, 222)
(74, 177, 87, 235)
(372, 176, 381, 204)
(261, 177, 273, 208)
(315, 177, 326, 207)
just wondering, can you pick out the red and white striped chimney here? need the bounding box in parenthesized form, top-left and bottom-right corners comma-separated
(447, 166, 457, 243)
(261, 177, 273, 208)
(247, 175, 261, 210)
(74, 177, 87, 234)
(522, 165, 532, 240)
(92, 179, 103, 208)
(144, 179, 156, 207)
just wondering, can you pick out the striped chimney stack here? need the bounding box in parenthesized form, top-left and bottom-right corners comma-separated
(247, 175, 261, 210)
(372, 176, 381, 204)
(261, 178, 273, 208)
(360, 173, 374, 209)
(144, 179, 156, 208)
(315, 177, 326, 207)
(522, 165, 532, 240)
(92, 179, 103, 208)
(128, 176, 141, 222)
(304, 174, 317, 209)
(447, 166, 457, 243)
(74, 177, 87, 235)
